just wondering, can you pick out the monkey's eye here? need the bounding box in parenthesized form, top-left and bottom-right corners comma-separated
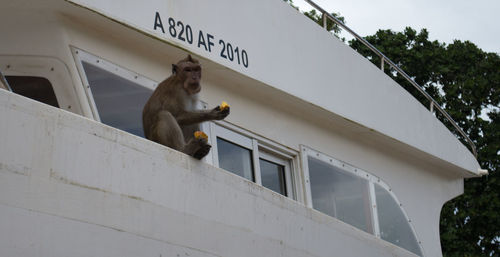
(184, 67, 192, 72)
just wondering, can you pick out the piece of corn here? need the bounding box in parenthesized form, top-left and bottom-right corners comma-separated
(220, 101, 230, 110)
(194, 131, 208, 140)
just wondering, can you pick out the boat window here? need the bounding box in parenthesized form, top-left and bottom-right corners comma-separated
(210, 123, 296, 198)
(259, 150, 293, 197)
(302, 147, 422, 255)
(259, 158, 286, 195)
(73, 49, 157, 138)
(375, 184, 422, 256)
(80, 62, 151, 137)
(307, 156, 373, 233)
(217, 137, 254, 181)
(1, 55, 83, 114)
(6, 76, 59, 108)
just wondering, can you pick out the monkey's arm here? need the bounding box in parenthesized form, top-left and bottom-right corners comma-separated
(176, 107, 230, 125)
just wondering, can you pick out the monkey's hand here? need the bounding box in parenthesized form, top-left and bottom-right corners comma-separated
(211, 105, 230, 120)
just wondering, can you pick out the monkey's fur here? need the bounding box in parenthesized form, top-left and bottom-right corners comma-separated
(142, 55, 229, 159)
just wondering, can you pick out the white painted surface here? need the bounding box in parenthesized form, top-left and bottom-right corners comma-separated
(67, 0, 480, 176)
(0, 90, 417, 257)
(0, 1, 478, 256)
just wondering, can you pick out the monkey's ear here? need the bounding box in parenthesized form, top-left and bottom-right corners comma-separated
(172, 64, 178, 74)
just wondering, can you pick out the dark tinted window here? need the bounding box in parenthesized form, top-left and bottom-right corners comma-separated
(6, 76, 59, 108)
(259, 158, 287, 196)
(217, 137, 254, 181)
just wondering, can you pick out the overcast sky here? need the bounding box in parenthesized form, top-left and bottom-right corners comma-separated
(293, 0, 499, 54)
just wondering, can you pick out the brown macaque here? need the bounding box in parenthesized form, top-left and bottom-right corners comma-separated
(142, 55, 229, 159)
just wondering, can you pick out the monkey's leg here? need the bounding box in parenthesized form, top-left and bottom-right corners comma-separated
(155, 111, 208, 158)
(154, 111, 186, 151)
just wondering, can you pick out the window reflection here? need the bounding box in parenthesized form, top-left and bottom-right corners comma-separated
(308, 157, 373, 233)
(259, 158, 287, 196)
(375, 184, 422, 256)
(82, 62, 152, 137)
(217, 137, 254, 181)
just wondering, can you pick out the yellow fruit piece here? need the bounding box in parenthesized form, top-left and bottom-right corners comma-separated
(220, 101, 230, 110)
(194, 131, 208, 140)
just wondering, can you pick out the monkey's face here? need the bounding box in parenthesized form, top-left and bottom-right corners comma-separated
(180, 63, 202, 95)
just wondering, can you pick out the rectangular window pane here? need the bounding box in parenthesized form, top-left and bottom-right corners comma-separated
(217, 137, 254, 181)
(82, 61, 152, 137)
(308, 157, 372, 233)
(259, 158, 287, 196)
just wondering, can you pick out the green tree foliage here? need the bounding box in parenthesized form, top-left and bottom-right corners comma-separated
(302, 9, 345, 38)
(349, 27, 500, 256)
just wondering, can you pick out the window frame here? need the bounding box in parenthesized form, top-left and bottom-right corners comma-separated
(209, 121, 298, 199)
(300, 145, 423, 255)
(71, 47, 158, 122)
(259, 149, 294, 198)
(0, 55, 82, 114)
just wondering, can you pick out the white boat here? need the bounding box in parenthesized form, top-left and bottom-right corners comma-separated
(0, 0, 484, 256)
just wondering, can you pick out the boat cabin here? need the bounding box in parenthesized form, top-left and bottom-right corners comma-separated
(0, 0, 483, 256)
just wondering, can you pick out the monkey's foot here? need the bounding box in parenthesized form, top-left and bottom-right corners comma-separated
(193, 143, 211, 160)
(193, 131, 210, 159)
(185, 132, 210, 160)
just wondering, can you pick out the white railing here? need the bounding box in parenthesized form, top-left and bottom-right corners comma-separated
(303, 0, 477, 157)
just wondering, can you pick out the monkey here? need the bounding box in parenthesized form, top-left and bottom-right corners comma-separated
(142, 54, 229, 159)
